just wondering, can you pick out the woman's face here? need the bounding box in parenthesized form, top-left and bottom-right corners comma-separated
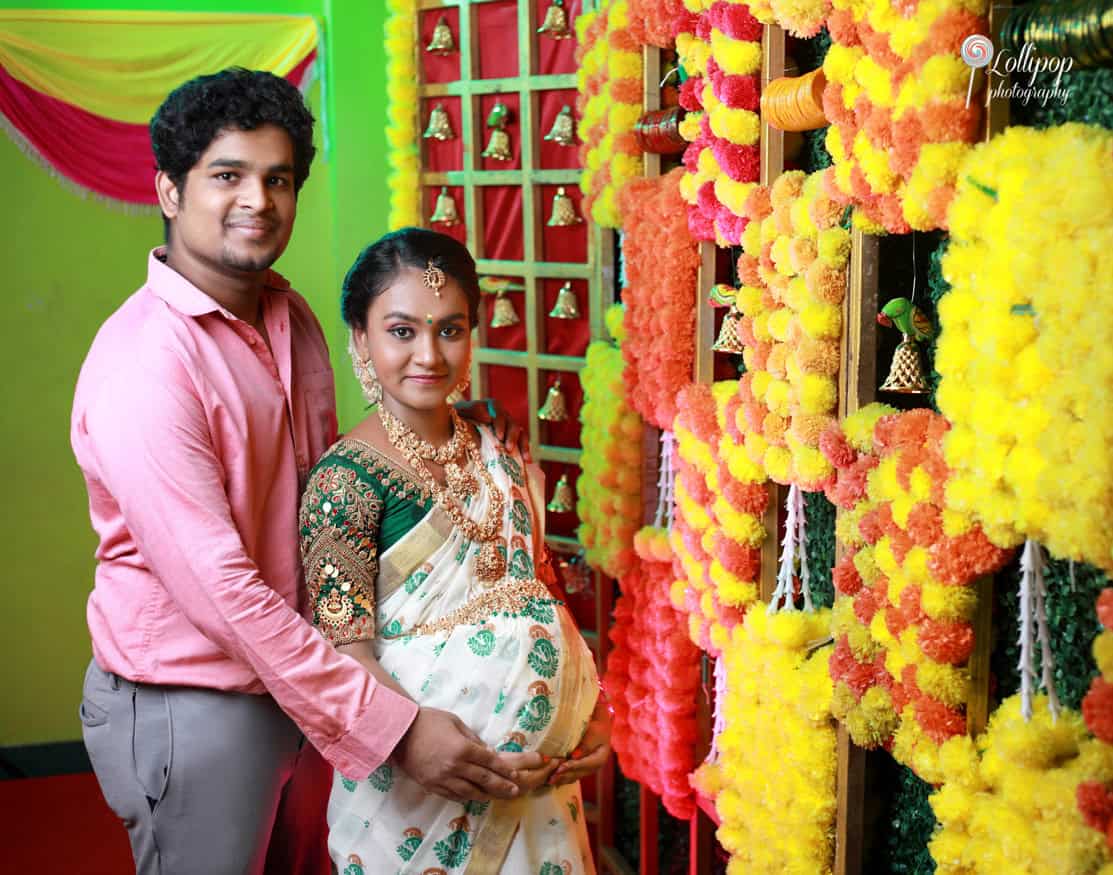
(355, 267, 472, 415)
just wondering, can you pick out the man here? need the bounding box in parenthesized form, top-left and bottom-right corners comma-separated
(72, 68, 610, 875)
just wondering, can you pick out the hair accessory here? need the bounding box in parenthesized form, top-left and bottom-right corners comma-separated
(423, 261, 446, 297)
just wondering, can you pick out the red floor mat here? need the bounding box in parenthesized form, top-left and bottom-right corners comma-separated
(0, 772, 132, 874)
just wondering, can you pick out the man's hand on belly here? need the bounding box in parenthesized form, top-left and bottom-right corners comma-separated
(392, 706, 545, 802)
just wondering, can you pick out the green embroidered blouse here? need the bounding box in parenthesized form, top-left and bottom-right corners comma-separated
(298, 438, 433, 646)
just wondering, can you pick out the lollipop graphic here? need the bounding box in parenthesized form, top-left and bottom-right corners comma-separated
(961, 34, 994, 107)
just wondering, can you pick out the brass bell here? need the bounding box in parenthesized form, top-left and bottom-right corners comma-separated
(547, 187, 582, 227)
(423, 103, 455, 141)
(489, 290, 520, 328)
(429, 187, 461, 226)
(879, 338, 928, 394)
(712, 305, 746, 354)
(538, 378, 569, 422)
(548, 282, 581, 319)
(425, 15, 456, 55)
(481, 102, 513, 161)
(544, 105, 577, 147)
(538, 0, 572, 39)
(546, 474, 575, 513)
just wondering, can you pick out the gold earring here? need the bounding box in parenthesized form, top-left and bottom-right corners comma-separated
(348, 334, 382, 405)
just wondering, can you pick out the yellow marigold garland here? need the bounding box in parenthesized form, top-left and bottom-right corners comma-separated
(746, 0, 831, 38)
(385, 0, 420, 229)
(575, 0, 643, 229)
(929, 694, 1113, 874)
(577, 306, 644, 579)
(821, 0, 988, 233)
(935, 123, 1113, 574)
(733, 170, 848, 490)
(693, 606, 837, 874)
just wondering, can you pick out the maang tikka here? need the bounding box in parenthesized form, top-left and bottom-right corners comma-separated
(423, 261, 446, 297)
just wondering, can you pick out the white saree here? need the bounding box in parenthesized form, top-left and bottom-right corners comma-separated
(325, 428, 599, 875)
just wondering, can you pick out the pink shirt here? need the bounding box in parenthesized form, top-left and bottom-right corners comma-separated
(71, 250, 417, 778)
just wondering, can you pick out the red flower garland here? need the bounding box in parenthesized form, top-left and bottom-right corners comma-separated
(604, 552, 702, 818)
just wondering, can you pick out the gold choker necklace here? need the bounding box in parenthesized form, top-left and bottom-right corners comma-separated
(378, 405, 507, 583)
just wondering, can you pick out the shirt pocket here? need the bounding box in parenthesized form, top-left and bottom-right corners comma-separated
(296, 370, 338, 458)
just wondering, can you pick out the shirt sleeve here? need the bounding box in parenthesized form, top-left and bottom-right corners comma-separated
(300, 460, 379, 645)
(78, 352, 417, 779)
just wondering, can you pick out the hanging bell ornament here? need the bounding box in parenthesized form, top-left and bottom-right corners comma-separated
(544, 105, 577, 147)
(877, 296, 932, 394)
(423, 104, 455, 141)
(481, 102, 513, 161)
(711, 305, 746, 354)
(538, 0, 572, 39)
(429, 187, 461, 226)
(880, 338, 929, 394)
(548, 282, 581, 319)
(425, 15, 456, 55)
(538, 378, 569, 422)
(547, 187, 582, 227)
(489, 290, 521, 328)
(546, 474, 575, 513)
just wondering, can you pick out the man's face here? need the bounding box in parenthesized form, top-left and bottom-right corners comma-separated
(157, 124, 298, 275)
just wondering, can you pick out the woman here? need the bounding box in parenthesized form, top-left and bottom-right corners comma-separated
(299, 228, 601, 874)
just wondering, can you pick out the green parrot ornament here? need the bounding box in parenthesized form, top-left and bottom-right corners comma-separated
(877, 297, 933, 342)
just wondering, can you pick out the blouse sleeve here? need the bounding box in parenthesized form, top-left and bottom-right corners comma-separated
(299, 459, 383, 646)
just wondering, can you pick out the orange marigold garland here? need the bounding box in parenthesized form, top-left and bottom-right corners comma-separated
(576, 0, 644, 228)
(821, 0, 988, 233)
(619, 168, 699, 430)
(628, 0, 697, 48)
(821, 404, 1012, 782)
(732, 169, 849, 490)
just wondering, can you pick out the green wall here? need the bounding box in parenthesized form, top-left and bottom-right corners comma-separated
(0, 0, 389, 745)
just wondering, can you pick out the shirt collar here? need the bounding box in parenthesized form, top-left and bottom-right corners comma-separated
(146, 247, 291, 319)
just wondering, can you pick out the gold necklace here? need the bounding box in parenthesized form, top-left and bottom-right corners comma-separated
(378, 405, 507, 583)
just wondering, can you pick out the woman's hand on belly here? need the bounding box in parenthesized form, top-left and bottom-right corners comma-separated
(511, 756, 563, 795)
(547, 697, 613, 787)
(393, 706, 546, 803)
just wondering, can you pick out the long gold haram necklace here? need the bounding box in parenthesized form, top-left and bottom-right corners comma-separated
(378, 404, 508, 584)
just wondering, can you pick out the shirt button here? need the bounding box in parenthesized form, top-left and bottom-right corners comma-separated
(248, 335, 257, 346)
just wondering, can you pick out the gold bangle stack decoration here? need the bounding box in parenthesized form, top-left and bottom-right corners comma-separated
(378, 405, 508, 583)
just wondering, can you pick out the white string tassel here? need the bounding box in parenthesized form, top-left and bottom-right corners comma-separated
(1018, 538, 1043, 721)
(797, 487, 812, 613)
(769, 484, 810, 613)
(654, 430, 677, 531)
(1032, 544, 1061, 722)
(707, 656, 727, 763)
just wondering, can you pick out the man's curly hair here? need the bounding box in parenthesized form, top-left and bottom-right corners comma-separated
(150, 67, 316, 193)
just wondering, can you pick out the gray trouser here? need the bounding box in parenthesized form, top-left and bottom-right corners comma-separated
(80, 659, 331, 875)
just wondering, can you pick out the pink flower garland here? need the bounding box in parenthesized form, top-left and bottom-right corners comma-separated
(678, 1, 762, 245)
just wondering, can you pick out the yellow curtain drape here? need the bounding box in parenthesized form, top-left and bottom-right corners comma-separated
(0, 10, 317, 124)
